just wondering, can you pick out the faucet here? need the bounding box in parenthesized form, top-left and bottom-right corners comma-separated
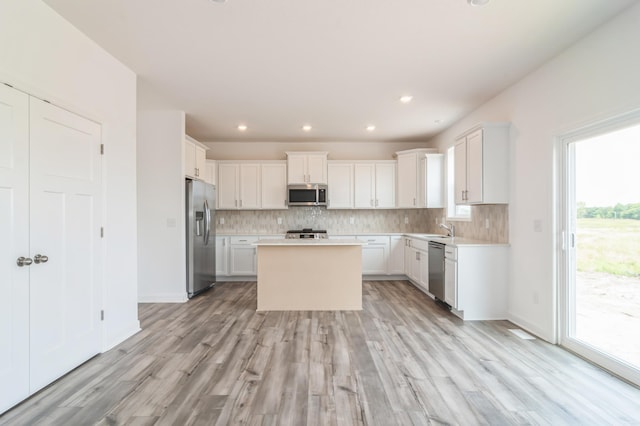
(439, 222, 455, 238)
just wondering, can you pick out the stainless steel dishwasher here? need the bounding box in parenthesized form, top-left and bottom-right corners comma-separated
(428, 241, 445, 301)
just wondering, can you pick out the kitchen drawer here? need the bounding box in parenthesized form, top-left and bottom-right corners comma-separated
(358, 236, 390, 245)
(445, 245, 457, 260)
(408, 238, 429, 252)
(230, 236, 259, 245)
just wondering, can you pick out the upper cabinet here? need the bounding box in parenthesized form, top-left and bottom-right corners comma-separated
(327, 162, 354, 209)
(395, 149, 443, 208)
(204, 160, 216, 186)
(454, 123, 510, 205)
(286, 152, 328, 184)
(354, 161, 396, 209)
(184, 136, 207, 180)
(217, 161, 288, 210)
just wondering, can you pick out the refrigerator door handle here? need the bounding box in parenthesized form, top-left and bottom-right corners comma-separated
(204, 200, 211, 246)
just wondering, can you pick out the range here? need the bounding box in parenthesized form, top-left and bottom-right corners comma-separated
(285, 228, 328, 239)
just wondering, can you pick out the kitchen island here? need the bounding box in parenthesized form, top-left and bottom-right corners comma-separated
(254, 239, 365, 311)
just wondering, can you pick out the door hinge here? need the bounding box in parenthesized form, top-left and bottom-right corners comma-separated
(100, 144, 104, 155)
(100, 227, 104, 238)
(100, 310, 104, 321)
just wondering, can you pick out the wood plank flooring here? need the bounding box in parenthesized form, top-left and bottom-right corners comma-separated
(2, 281, 640, 425)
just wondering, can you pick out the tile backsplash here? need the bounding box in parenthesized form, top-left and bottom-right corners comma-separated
(215, 204, 508, 243)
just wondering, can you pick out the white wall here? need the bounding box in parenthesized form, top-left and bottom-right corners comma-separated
(137, 110, 188, 302)
(0, 0, 140, 350)
(427, 4, 640, 342)
(206, 141, 430, 161)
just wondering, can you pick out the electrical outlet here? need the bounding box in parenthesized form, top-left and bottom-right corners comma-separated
(485, 218, 490, 229)
(404, 216, 409, 224)
(533, 219, 542, 232)
(533, 291, 539, 304)
(277, 217, 282, 225)
(350, 217, 355, 225)
(219, 217, 224, 225)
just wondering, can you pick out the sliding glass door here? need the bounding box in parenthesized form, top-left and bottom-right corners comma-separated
(560, 115, 640, 386)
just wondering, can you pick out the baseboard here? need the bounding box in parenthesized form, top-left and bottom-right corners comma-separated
(138, 292, 188, 303)
(507, 312, 556, 344)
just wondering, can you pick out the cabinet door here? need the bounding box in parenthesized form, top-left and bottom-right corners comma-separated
(215, 237, 229, 276)
(230, 246, 257, 275)
(411, 249, 422, 286)
(375, 163, 396, 208)
(218, 163, 239, 209)
(445, 258, 457, 308)
(396, 153, 417, 208)
(354, 163, 375, 208)
(0, 84, 30, 412)
(204, 160, 216, 186)
(29, 98, 103, 393)
(454, 140, 467, 204)
(287, 154, 307, 184)
(361, 237, 388, 275)
(466, 129, 483, 204)
(184, 139, 196, 179)
(388, 236, 404, 274)
(195, 145, 206, 180)
(404, 239, 414, 278)
(306, 154, 327, 184)
(239, 163, 261, 209)
(418, 250, 429, 291)
(327, 163, 353, 209)
(261, 163, 287, 209)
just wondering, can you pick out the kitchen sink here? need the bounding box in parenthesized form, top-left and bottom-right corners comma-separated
(419, 234, 449, 239)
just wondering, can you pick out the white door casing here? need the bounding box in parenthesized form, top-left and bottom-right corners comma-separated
(28, 97, 102, 393)
(0, 84, 30, 413)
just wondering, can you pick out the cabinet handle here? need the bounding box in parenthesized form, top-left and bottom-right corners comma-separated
(413, 198, 416, 206)
(416, 252, 420, 261)
(370, 199, 374, 207)
(235, 200, 238, 207)
(239, 199, 243, 208)
(16, 256, 33, 267)
(34, 254, 49, 264)
(375, 199, 379, 207)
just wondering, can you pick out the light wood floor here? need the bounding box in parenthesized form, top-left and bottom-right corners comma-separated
(2, 281, 639, 425)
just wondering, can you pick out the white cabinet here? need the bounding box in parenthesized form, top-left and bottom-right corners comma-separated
(354, 162, 396, 209)
(444, 246, 457, 308)
(217, 162, 261, 209)
(327, 162, 354, 209)
(229, 236, 258, 275)
(0, 87, 103, 413)
(396, 149, 442, 208)
(261, 162, 288, 209)
(454, 123, 510, 205)
(360, 236, 389, 275)
(216, 236, 229, 276)
(388, 236, 405, 274)
(403, 237, 429, 292)
(204, 160, 217, 186)
(184, 136, 207, 180)
(286, 152, 328, 184)
(450, 245, 508, 320)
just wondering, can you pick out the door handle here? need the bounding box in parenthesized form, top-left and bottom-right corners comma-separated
(16, 257, 33, 267)
(34, 254, 49, 264)
(203, 200, 211, 245)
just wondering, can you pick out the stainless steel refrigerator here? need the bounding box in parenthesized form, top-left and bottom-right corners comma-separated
(186, 179, 216, 298)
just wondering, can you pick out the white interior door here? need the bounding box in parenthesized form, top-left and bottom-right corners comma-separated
(28, 98, 102, 392)
(0, 85, 30, 413)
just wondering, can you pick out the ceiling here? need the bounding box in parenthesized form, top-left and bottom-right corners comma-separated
(44, 0, 635, 143)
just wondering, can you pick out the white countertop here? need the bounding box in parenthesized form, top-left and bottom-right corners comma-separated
(404, 234, 509, 247)
(255, 238, 366, 246)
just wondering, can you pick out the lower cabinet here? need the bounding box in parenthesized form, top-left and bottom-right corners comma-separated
(388, 236, 405, 274)
(360, 236, 389, 275)
(229, 236, 259, 276)
(216, 236, 229, 276)
(404, 237, 429, 292)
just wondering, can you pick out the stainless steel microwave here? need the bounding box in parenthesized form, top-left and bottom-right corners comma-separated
(287, 184, 327, 206)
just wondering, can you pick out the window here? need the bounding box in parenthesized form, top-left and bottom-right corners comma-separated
(446, 146, 471, 220)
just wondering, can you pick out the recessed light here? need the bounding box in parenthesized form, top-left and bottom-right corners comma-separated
(237, 124, 247, 131)
(467, 0, 490, 6)
(366, 125, 376, 132)
(302, 124, 312, 132)
(434, 120, 441, 124)
(400, 95, 413, 103)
